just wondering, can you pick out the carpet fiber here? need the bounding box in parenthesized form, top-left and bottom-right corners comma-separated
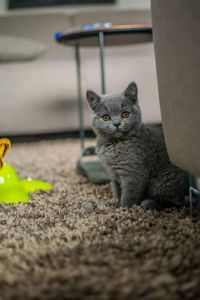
(1, 139, 200, 300)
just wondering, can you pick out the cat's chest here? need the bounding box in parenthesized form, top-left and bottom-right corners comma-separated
(98, 141, 133, 167)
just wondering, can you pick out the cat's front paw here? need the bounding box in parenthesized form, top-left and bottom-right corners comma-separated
(120, 200, 135, 208)
(114, 199, 121, 208)
(141, 199, 161, 211)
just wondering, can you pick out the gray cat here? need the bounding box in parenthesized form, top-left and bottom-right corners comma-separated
(86, 81, 188, 210)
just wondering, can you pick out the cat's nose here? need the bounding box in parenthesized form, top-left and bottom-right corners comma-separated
(113, 121, 121, 128)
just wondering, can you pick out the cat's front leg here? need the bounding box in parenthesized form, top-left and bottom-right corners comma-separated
(120, 176, 145, 208)
(112, 180, 121, 207)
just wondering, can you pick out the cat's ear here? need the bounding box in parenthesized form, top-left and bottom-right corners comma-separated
(124, 81, 138, 103)
(86, 90, 101, 110)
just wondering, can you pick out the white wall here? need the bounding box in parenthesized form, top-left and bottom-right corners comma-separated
(0, 0, 6, 13)
(118, 0, 150, 9)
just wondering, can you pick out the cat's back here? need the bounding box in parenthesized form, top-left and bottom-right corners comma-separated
(144, 124, 164, 143)
(144, 124, 166, 153)
(144, 124, 174, 171)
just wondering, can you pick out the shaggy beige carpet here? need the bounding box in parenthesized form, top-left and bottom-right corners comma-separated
(1, 139, 200, 300)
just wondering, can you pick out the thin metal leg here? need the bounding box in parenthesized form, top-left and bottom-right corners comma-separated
(99, 31, 106, 94)
(189, 173, 194, 219)
(189, 174, 200, 221)
(75, 45, 85, 150)
(189, 189, 193, 220)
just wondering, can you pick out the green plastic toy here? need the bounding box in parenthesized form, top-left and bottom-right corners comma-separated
(0, 138, 53, 204)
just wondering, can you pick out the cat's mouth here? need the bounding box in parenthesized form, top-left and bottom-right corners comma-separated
(113, 129, 123, 137)
(112, 127, 130, 139)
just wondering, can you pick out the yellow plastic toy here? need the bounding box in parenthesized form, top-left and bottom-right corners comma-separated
(0, 138, 11, 168)
(0, 138, 53, 204)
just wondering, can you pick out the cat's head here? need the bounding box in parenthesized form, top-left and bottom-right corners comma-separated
(86, 81, 142, 140)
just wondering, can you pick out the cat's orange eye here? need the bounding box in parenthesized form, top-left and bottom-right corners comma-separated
(121, 112, 130, 118)
(101, 114, 111, 121)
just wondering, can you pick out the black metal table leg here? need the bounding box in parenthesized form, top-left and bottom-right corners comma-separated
(75, 44, 85, 150)
(99, 31, 106, 94)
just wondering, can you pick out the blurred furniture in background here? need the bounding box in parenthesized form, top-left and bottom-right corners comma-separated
(151, 0, 200, 177)
(0, 8, 160, 136)
(8, 0, 115, 9)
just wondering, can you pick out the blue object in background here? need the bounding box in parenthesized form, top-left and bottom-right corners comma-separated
(54, 32, 62, 40)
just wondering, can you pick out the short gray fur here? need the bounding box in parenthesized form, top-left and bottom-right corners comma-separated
(86, 82, 188, 210)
